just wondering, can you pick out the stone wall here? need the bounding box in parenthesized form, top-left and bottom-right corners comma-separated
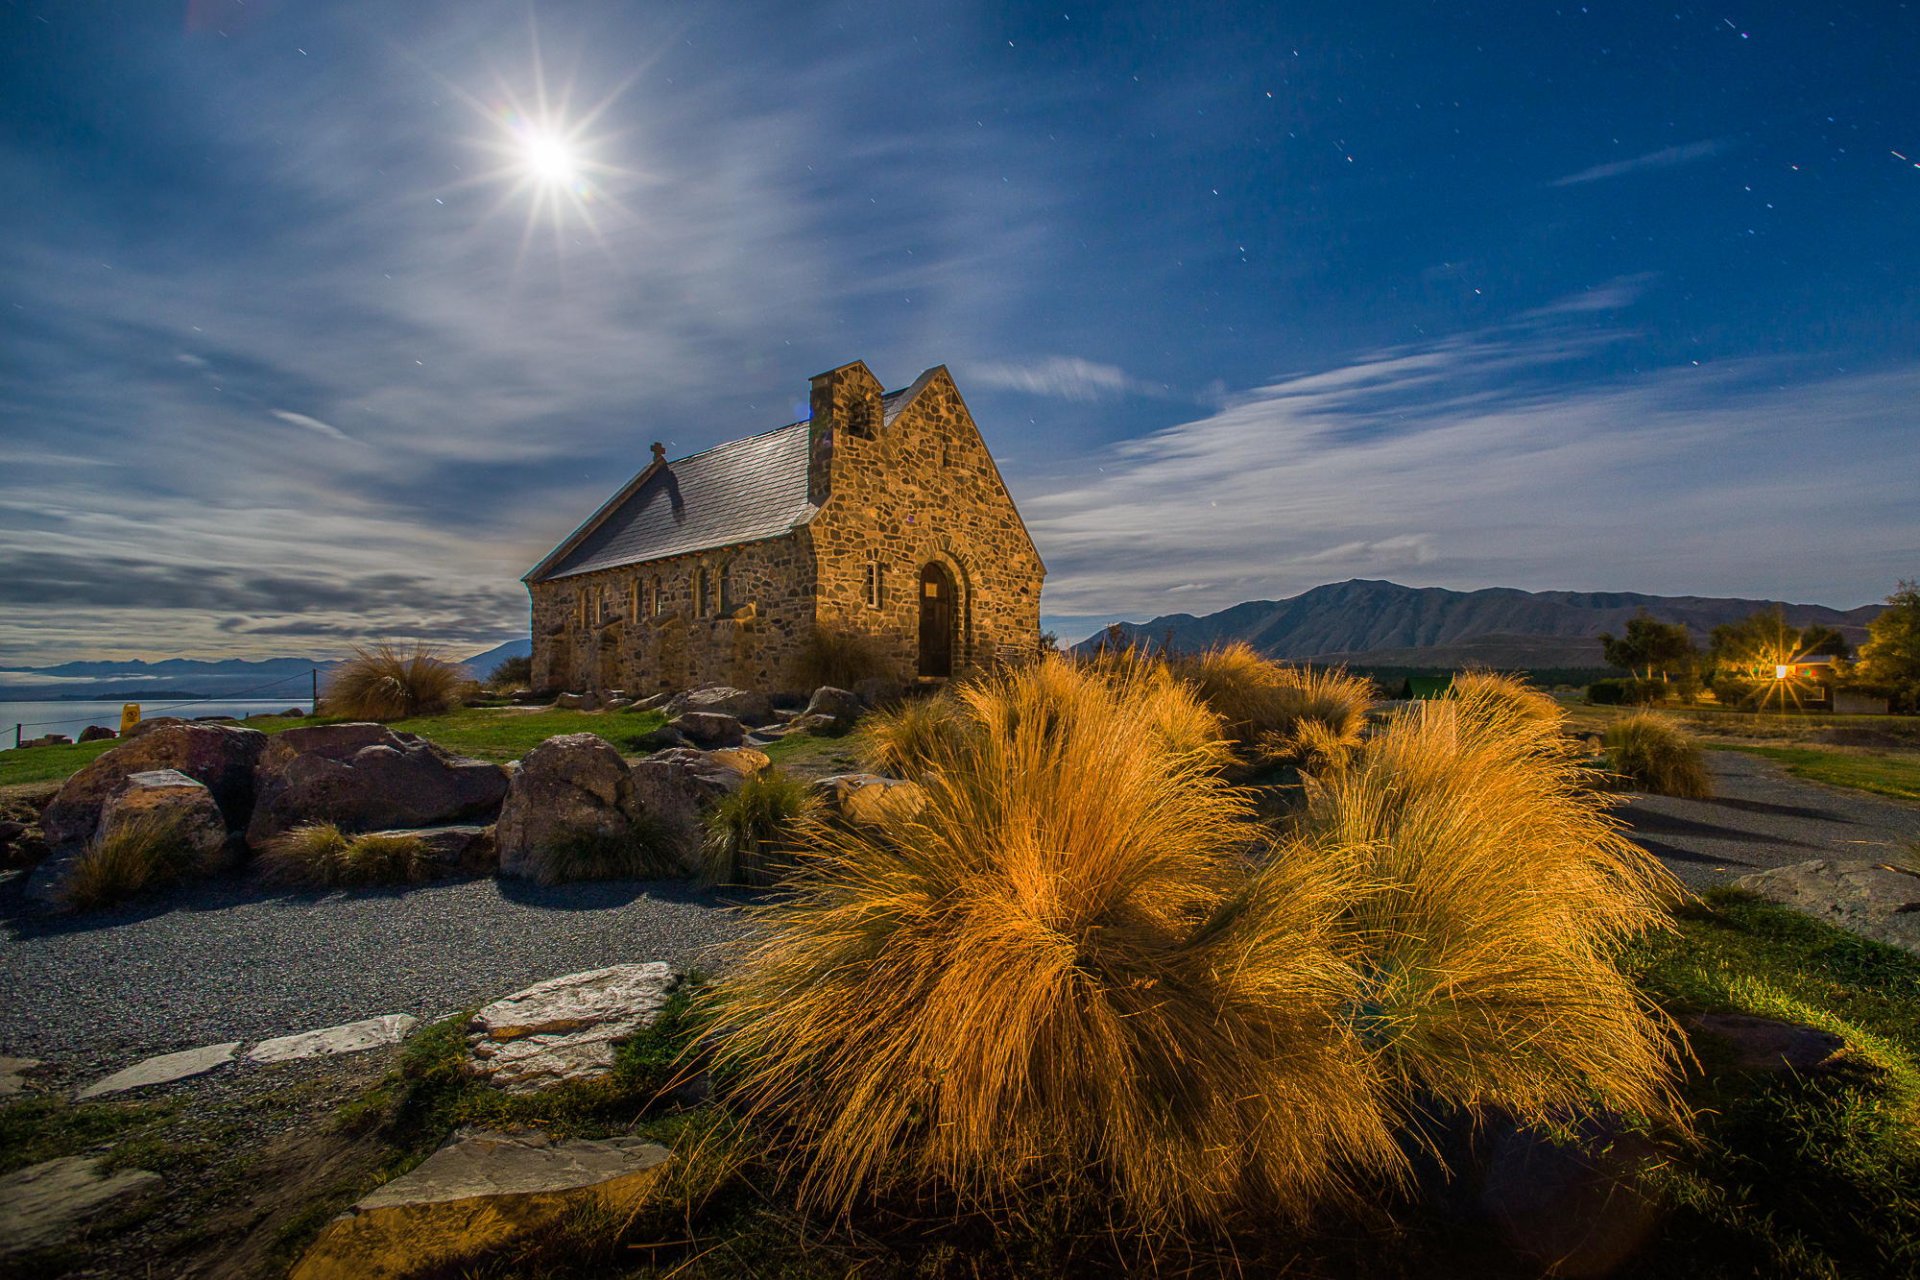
(807, 365, 1045, 680)
(528, 532, 817, 695)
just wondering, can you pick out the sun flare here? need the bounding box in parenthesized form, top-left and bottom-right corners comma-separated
(517, 126, 580, 186)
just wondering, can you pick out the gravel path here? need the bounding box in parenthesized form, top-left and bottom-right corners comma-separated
(0, 876, 752, 1073)
(1622, 749, 1920, 890)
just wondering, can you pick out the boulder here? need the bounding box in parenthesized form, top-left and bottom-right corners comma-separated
(247, 724, 508, 846)
(554, 691, 596, 711)
(467, 962, 681, 1092)
(1734, 859, 1920, 956)
(662, 685, 775, 726)
(810, 773, 927, 826)
(629, 748, 751, 861)
(854, 677, 904, 708)
(602, 697, 633, 711)
(785, 712, 844, 736)
(289, 1130, 668, 1280)
(360, 824, 497, 878)
(77, 725, 116, 743)
(705, 747, 771, 778)
(805, 686, 864, 721)
(494, 735, 645, 879)
(0, 1157, 163, 1260)
(626, 726, 689, 753)
(31, 770, 232, 905)
(41, 721, 266, 849)
(630, 692, 673, 712)
(668, 711, 745, 749)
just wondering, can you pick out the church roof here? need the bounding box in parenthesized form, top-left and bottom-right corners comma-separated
(526, 387, 914, 583)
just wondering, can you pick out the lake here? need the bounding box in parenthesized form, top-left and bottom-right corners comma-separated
(0, 700, 310, 751)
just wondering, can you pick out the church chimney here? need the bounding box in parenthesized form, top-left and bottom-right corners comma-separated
(807, 360, 883, 504)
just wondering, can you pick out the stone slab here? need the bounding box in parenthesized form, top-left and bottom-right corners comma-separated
(1734, 858, 1920, 956)
(467, 962, 678, 1093)
(0, 1156, 162, 1258)
(249, 1015, 418, 1064)
(77, 1042, 238, 1099)
(0, 1056, 41, 1097)
(290, 1131, 668, 1280)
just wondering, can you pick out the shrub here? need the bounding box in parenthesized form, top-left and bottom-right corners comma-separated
(794, 625, 890, 691)
(1604, 711, 1714, 799)
(258, 822, 434, 887)
(713, 658, 1403, 1228)
(486, 654, 533, 688)
(533, 817, 680, 885)
(857, 693, 977, 778)
(1588, 676, 1669, 706)
(322, 644, 471, 720)
(60, 813, 220, 911)
(1448, 669, 1564, 730)
(1164, 643, 1374, 767)
(701, 770, 820, 887)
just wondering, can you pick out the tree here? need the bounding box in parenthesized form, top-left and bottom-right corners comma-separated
(1853, 580, 1920, 712)
(1598, 611, 1698, 683)
(1708, 607, 1851, 681)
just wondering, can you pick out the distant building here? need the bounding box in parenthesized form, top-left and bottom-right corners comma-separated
(523, 361, 1046, 694)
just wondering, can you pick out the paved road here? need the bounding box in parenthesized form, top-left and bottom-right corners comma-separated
(0, 876, 751, 1073)
(1622, 749, 1920, 891)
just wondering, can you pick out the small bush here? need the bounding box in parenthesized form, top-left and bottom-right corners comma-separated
(60, 813, 219, 911)
(794, 625, 890, 690)
(533, 817, 681, 885)
(486, 654, 533, 688)
(1448, 669, 1564, 730)
(1604, 711, 1714, 799)
(322, 643, 471, 720)
(258, 822, 434, 887)
(701, 770, 820, 887)
(1165, 643, 1374, 767)
(858, 693, 977, 778)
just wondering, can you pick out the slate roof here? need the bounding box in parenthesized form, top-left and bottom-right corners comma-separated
(529, 386, 917, 583)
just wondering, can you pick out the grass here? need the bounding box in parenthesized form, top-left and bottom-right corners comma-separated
(700, 770, 820, 886)
(1157, 641, 1375, 767)
(1625, 889, 1920, 1277)
(531, 816, 682, 885)
(60, 812, 224, 911)
(320, 643, 472, 720)
(381, 706, 666, 762)
(856, 694, 976, 778)
(1604, 711, 1714, 799)
(1716, 742, 1920, 804)
(257, 822, 434, 887)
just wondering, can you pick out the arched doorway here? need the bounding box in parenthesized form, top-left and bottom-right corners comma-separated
(917, 562, 957, 678)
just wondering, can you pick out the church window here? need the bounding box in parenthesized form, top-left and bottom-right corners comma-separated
(864, 559, 885, 609)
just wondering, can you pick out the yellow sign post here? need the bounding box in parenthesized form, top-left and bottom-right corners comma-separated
(120, 703, 142, 736)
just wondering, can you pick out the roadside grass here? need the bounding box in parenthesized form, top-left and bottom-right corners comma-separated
(0, 1094, 179, 1177)
(1625, 889, 1920, 1277)
(0, 706, 670, 789)
(1715, 743, 1920, 804)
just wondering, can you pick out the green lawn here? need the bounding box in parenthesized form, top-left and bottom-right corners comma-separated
(1715, 743, 1920, 804)
(0, 705, 669, 790)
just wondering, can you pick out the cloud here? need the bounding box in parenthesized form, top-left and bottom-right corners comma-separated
(1025, 333, 1919, 625)
(269, 409, 354, 442)
(1549, 139, 1727, 186)
(966, 356, 1157, 402)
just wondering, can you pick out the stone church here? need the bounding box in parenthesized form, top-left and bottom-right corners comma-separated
(523, 360, 1046, 695)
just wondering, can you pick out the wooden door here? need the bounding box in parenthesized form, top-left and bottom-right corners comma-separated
(917, 563, 956, 678)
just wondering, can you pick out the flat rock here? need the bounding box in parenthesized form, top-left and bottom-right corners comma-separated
(290, 1130, 668, 1280)
(249, 1014, 418, 1064)
(467, 962, 679, 1093)
(668, 710, 746, 748)
(78, 1041, 238, 1099)
(662, 685, 775, 726)
(1683, 1013, 1847, 1072)
(0, 1056, 42, 1096)
(1734, 858, 1920, 956)
(0, 1157, 163, 1259)
(811, 773, 928, 825)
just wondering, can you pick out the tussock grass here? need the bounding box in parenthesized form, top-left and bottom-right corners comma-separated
(533, 818, 680, 885)
(60, 813, 220, 911)
(700, 771, 820, 887)
(1296, 697, 1690, 1130)
(857, 694, 977, 778)
(714, 657, 1401, 1228)
(322, 643, 471, 720)
(794, 625, 890, 691)
(258, 822, 433, 887)
(1448, 669, 1565, 731)
(1605, 711, 1714, 799)
(1161, 642, 1375, 767)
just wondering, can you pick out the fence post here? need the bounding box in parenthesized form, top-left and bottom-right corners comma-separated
(13, 724, 19, 749)
(311, 668, 319, 716)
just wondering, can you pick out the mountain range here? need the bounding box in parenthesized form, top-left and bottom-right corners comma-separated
(1080, 580, 1885, 670)
(0, 640, 532, 702)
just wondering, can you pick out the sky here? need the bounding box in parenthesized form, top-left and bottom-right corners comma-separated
(1, 0, 1915, 664)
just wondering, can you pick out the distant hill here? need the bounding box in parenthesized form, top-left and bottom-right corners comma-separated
(1079, 579, 1884, 669)
(0, 639, 532, 702)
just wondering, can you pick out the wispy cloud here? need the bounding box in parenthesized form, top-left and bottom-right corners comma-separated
(1550, 139, 1727, 187)
(1027, 333, 1918, 625)
(966, 356, 1158, 402)
(269, 409, 354, 442)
